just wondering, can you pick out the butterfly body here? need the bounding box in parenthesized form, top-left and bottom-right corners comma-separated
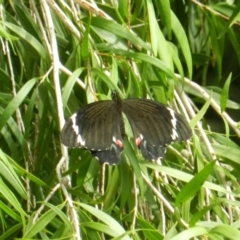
(61, 92, 192, 164)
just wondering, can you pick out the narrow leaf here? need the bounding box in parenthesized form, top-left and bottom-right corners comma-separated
(0, 78, 38, 131)
(189, 92, 211, 129)
(220, 73, 232, 112)
(175, 161, 215, 207)
(211, 224, 240, 240)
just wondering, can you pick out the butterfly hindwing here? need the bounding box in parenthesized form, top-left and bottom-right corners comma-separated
(138, 138, 166, 160)
(91, 143, 122, 165)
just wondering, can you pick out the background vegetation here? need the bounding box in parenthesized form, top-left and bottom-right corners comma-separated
(1, 0, 240, 239)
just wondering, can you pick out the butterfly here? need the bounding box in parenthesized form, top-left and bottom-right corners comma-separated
(61, 91, 192, 164)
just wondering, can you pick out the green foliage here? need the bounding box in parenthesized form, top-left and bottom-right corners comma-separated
(1, 0, 240, 239)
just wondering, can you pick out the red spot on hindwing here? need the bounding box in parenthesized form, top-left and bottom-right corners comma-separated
(113, 136, 123, 148)
(135, 137, 142, 146)
(116, 139, 123, 148)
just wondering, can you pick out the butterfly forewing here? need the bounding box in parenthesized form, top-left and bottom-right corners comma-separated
(61, 100, 123, 151)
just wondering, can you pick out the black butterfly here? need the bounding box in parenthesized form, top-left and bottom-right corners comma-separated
(61, 91, 192, 164)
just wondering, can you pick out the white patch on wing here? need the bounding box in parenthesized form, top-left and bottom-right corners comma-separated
(71, 113, 79, 134)
(167, 108, 179, 140)
(77, 134, 85, 146)
(71, 113, 85, 145)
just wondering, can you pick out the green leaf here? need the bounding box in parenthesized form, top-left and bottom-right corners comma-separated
(217, 1, 240, 38)
(0, 223, 23, 240)
(3, 22, 49, 60)
(212, 143, 240, 164)
(147, 0, 172, 71)
(81, 18, 90, 60)
(23, 210, 57, 238)
(144, 163, 227, 194)
(111, 50, 177, 80)
(78, 203, 131, 240)
(0, 78, 38, 131)
(171, 11, 192, 78)
(210, 224, 240, 240)
(92, 68, 122, 93)
(0, 150, 27, 198)
(83, 222, 124, 237)
(204, 13, 222, 80)
(137, 215, 163, 239)
(175, 161, 216, 207)
(169, 227, 208, 240)
(184, 85, 240, 110)
(189, 92, 211, 129)
(190, 203, 220, 227)
(0, 24, 19, 41)
(155, 0, 171, 38)
(0, 179, 27, 218)
(220, 73, 231, 112)
(123, 138, 145, 199)
(103, 167, 120, 211)
(62, 68, 85, 107)
(23, 203, 67, 238)
(90, 17, 150, 51)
